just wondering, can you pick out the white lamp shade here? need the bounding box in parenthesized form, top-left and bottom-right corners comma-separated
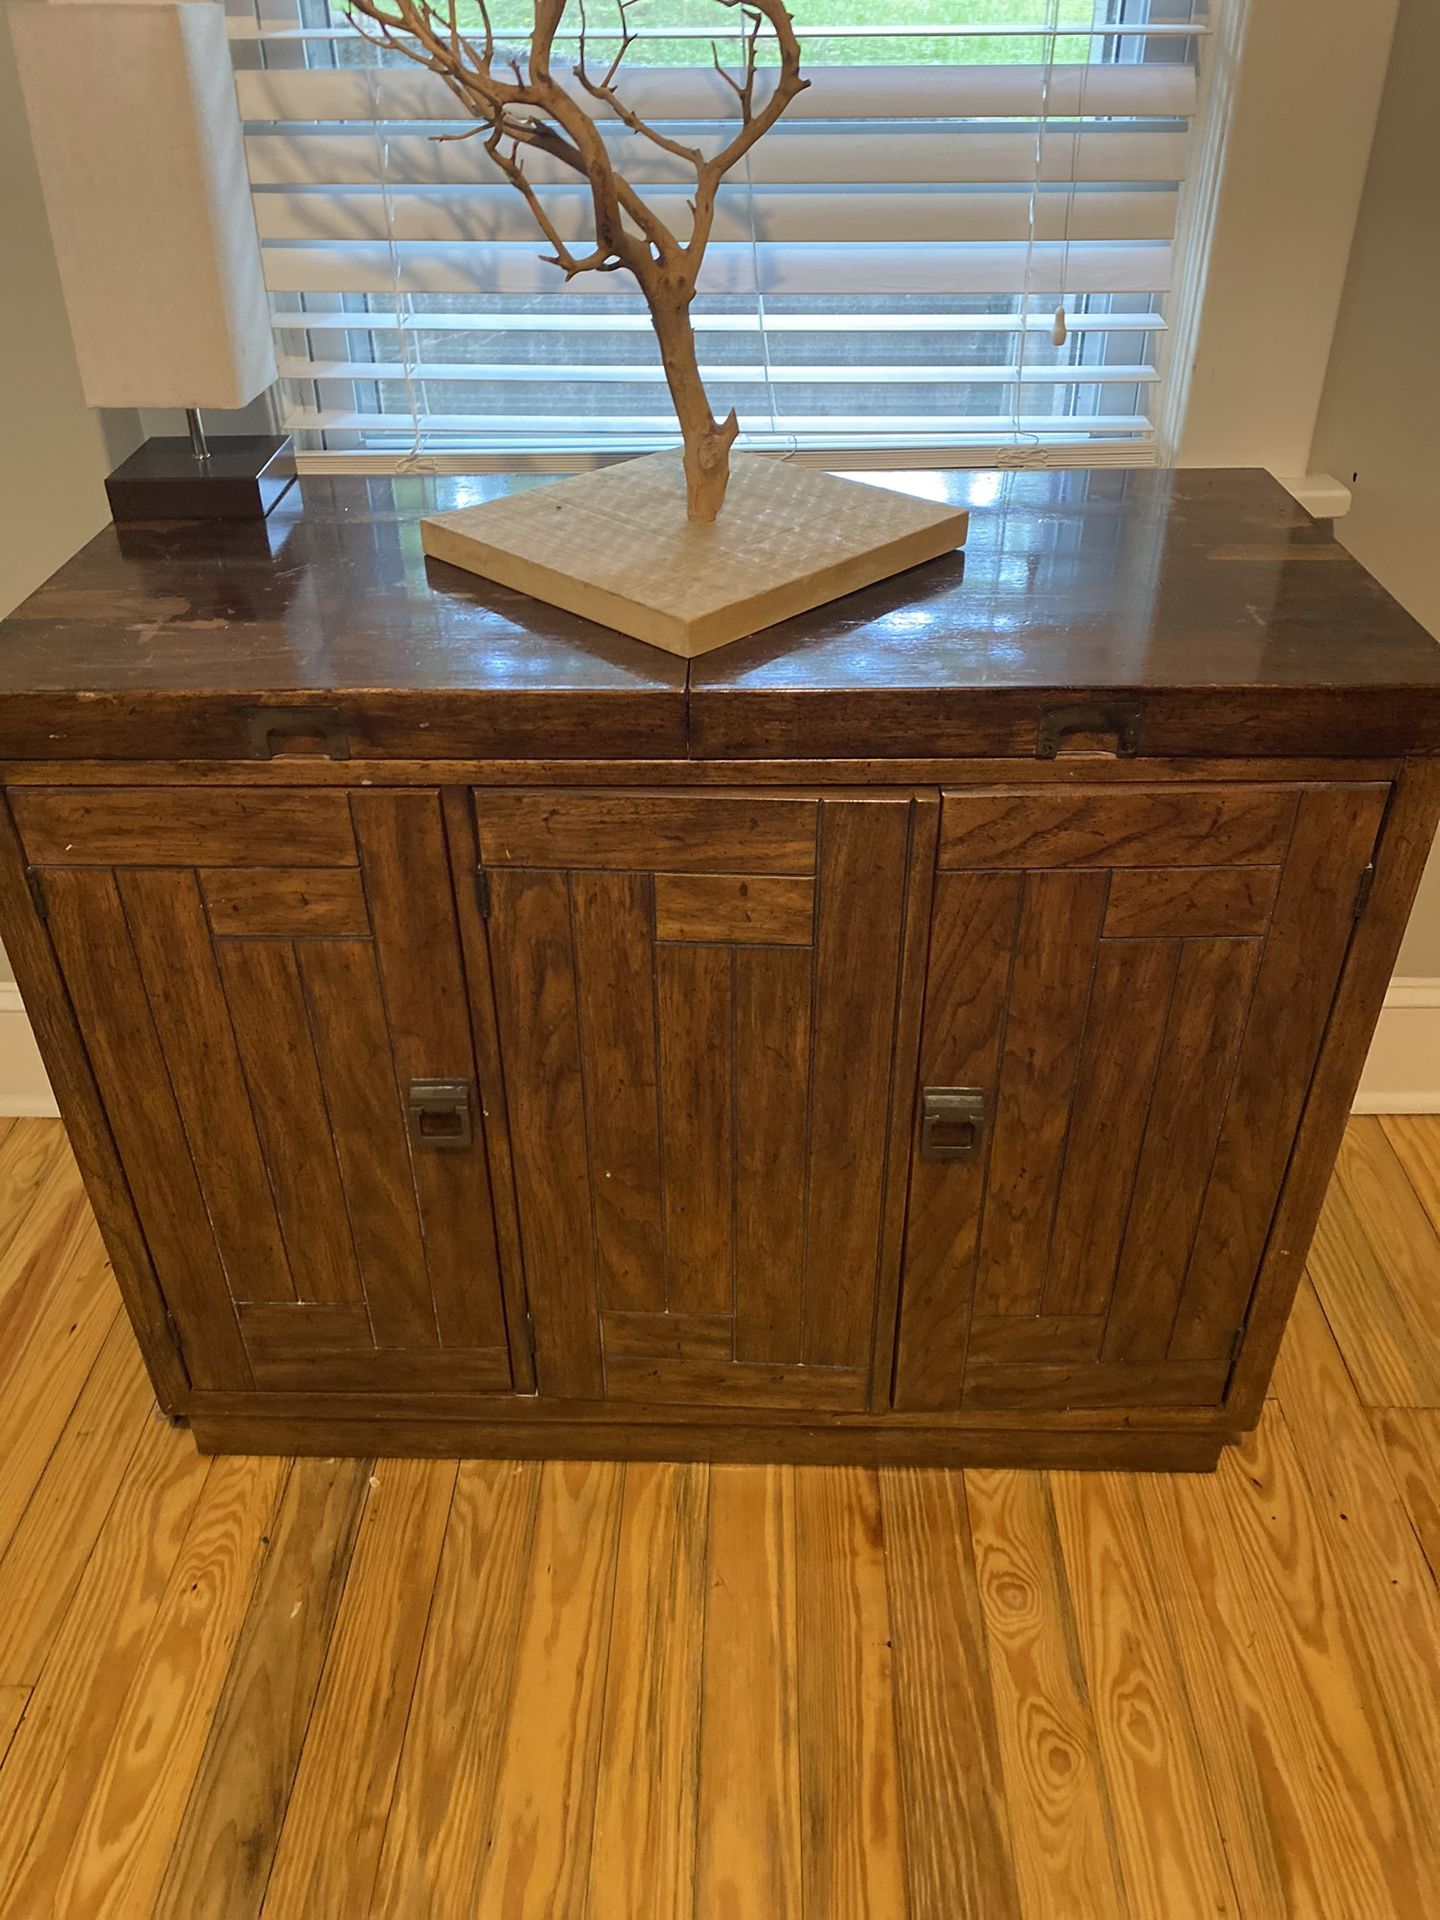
(9, 0, 276, 411)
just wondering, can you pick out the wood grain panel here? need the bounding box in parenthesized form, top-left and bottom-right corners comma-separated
(603, 1356, 868, 1412)
(261, 1460, 457, 1917)
(1102, 938, 1260, 1364)
(588, 1463, 707, 1920)
(41, 869, 251, 1390)
(1380, 1111, 1440, 1240)
(472, 791, 817, 872)
(974, 868, 1108, 1319)
(0, 1689, 23, 1768)
(1138, 1410, 1431, 1917)
(248, 1348, 509, 1396)
(1331, 1118, 1440, 1390)
(656, 943, 733, 1317)
(966, 1314, 1106, 1367)
(470, 1460, 624, 1918)
(734, 943, 810, 1365)
(217, 942, 364, 1307)
(1373, 1410, 1440, 1583)
(802, 800, 911, 1369)
(297, 940, 438, 1351)
(966, 1469, 1126, 1918)
(0, 1186, 114, 1561)
(353, 789, 508, 1352)
(201, 868, 368, 938)
(1042, 938, 1175, 1319)
(0, 1317, 152, 1689)
(879, 1468, 1020, 1920)
(938, 784, 1297, 869)
(237, 1302, 372, 1360)
(442, 788, 537, 1395)
(487, 868, 604, 1399)
(50, 1454, 288, 1920)
(153, 1458, 369, 1920)
(653, 872, 814, 944)
(1170, 784, 1388, 1361)
(370, 1460, 540, 1919)
(1272, 1282, 1440, 1854)
(892, 870, 1021, 1412)
(1051, 1472, 1238, 1919)
(695, 1466, 802, 1920)
(795, 1468, 907, 1918)
(570, 871, 665, 1314)
(0, 1417, 210, 1918)
(0, 1122, 67, 1272)
(120, 868, 296, 1305)
(964, 1358, 1227, 1412)
(601, 1310, 732, 1362)
(1305, 1171, 1440, 1408)
(15, 788, 356, 867)
(1102, 863, 1278, 938)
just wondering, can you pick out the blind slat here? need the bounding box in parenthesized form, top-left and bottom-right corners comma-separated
(283, 406, 1156, 435)
(279, 357, 1159, 385)
(270, 309, 1167, 334)
(252, 183, 1176, 248)
(235, 62, 1196, 126)
(244, 126, 1189, 190)
(261, 238, 1172, 297)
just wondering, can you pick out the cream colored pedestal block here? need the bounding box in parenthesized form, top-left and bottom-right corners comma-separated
(421, 453, 969, 657)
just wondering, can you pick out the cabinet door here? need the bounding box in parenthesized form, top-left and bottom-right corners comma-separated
(893, 782, 1387, 1414)
(476, 789, 914, 1407)
(22, 786, 517, 1395)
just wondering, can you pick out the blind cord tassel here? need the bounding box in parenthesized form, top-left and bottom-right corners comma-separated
(1052, 305, 1069, 348)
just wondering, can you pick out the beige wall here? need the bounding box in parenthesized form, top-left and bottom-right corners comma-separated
(0, 12, 139, 623)
(1311, 0, 1440, 976)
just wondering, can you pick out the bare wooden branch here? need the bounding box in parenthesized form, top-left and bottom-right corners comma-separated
(343, 0, 807, 520)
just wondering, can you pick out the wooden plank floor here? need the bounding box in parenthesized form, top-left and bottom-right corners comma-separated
(0, 1114, 1437, 1917)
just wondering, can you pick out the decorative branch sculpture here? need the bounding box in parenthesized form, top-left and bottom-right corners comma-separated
(344, 0, 808, 522)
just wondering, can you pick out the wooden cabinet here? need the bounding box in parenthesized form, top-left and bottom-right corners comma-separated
(2, 470, 1438, 1469)
(893, 783, 1387, 1415)
(21, 787, 521, 1397)
(476, 790, 914, 1410)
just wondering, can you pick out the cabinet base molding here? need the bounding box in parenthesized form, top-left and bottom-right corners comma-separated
(189, 1409, 1232, 1473)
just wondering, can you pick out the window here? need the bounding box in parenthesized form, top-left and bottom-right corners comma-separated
(228, 1, 1207, 469)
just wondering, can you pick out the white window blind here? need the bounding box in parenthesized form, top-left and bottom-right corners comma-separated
(228, 3, 1207, 468)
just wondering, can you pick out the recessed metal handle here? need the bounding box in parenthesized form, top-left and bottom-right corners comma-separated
(921, 1087, 986, 1161)
(408, 1078, 472, 1150)
(244, 705, 351, 761)
(1035, 702, 1141, 760)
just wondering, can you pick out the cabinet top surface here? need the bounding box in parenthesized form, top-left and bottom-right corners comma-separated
(2, 466, 1436, 703)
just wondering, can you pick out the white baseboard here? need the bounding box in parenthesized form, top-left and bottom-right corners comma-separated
(1, 977, 1439, 1121)
(1351, 979, 1440, 1114)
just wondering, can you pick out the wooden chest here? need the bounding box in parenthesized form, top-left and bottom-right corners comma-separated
(1, 469, 1436, 1470)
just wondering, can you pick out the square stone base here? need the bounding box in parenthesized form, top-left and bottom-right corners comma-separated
(420, 452, 969, 657)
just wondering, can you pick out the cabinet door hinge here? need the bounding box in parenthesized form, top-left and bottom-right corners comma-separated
(25, 867, 47, 923)
(1353, 861, 1376, 919)
(474, 867, 491, 920)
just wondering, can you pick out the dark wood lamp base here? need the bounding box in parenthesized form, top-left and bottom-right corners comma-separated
(104, 434, 296, 523)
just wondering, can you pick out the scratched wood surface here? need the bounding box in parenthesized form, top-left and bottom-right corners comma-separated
(0, 1115, 1436, 1918)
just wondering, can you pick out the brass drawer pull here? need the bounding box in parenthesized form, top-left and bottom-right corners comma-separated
(244, 706, 351, 761)
(408, 1078, 472, 1151)
(1036, 702, 1141, 760)
(921, 1088, 986, 1161)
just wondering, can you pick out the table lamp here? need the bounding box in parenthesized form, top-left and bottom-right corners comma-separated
(10, 0, 292, 521)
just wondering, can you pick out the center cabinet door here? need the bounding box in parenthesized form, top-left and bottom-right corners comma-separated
(475, 789, 916, 1408)
(23, 785, 520, 1397)
(893, 781, 1387, 1415)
